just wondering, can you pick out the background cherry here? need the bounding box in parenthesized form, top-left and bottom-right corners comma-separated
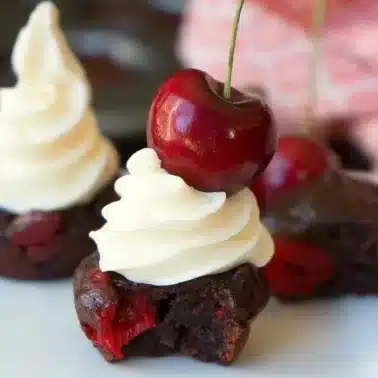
(251, 0, 333, 210)
(251, 135, 333, 209)
(261, 0, 339, 300)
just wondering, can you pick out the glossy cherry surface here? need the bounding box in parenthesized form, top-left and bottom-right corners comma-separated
(252, 135, 331, 208)
(147, 69, 277, 193)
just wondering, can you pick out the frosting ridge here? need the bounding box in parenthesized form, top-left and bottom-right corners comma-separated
(91, 148, 274, 286)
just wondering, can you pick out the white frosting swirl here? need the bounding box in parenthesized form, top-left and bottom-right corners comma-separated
(0, 2, 119, 213)
(91, 148, 274, 286)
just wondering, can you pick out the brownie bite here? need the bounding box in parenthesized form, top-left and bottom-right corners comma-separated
(72, 144, 275, 365)
(262, 169, 378, 301)
(74, 253, 270, 365)
(0, 182, 117, 280)
(0, 2, 120, 280)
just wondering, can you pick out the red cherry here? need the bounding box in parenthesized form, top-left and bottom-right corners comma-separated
(252, 135, 331, 208)
(263, 236, 335, 300)
(147, 69, 277, 194)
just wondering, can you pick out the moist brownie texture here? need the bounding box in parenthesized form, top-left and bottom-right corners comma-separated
(74, 253, 270, 365)
(0, 182, 117, 280)
(263, 170, 378, 301)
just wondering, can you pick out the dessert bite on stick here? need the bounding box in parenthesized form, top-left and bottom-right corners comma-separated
(261, 0, 378, 301)
(74, 0, 276, 365)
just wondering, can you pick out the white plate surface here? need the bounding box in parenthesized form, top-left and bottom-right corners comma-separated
(1, 278, 378, 378)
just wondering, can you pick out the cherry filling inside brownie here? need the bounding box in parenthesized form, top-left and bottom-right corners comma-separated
(73, 145, 275, 365)
(262, 170, 378, 301)
(0, 182, 116, 280)
(74, 253, 270, 365)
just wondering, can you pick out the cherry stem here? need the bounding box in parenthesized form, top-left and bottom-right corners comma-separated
(223, 0, 245, 99)
(304, 0, 327, 135)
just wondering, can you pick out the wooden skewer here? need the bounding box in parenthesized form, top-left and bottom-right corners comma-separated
(303, 0, 327, 135)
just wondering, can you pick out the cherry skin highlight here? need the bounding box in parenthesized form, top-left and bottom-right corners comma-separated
(252, 135, 332, 208)
(147, 69, 277, 194)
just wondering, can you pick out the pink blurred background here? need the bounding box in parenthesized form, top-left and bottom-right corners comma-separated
(1, 0, 377, 172)
(178, 0, 378, 162)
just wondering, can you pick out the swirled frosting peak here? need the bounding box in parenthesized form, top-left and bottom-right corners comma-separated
(91, 148, 274, 286)
(0, 2, 119, 213)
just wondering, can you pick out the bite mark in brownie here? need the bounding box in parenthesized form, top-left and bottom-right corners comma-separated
(74, 253, 270, 365)
(0, 182, 117, 280)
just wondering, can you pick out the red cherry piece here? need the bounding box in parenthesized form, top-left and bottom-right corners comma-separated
(8, 211, 62, 247)
(85, 291, 156, 359)
(89, 269, 111, 290)
(83, 324, 97, 341)
(147, 69, 277, 194)
(263, 236, 335, 299)
(252, 136, 330, 206)
(26, 236, 62, 263)
(215, 305, 226, 320)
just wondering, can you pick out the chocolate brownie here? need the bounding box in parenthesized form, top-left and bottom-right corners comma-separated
(263, 169, 378, 301)
(74, 253, 270, 365)
(327, 135, 372, 171)
(319, 117, 373, 172)
(0, 182, 117, 280)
